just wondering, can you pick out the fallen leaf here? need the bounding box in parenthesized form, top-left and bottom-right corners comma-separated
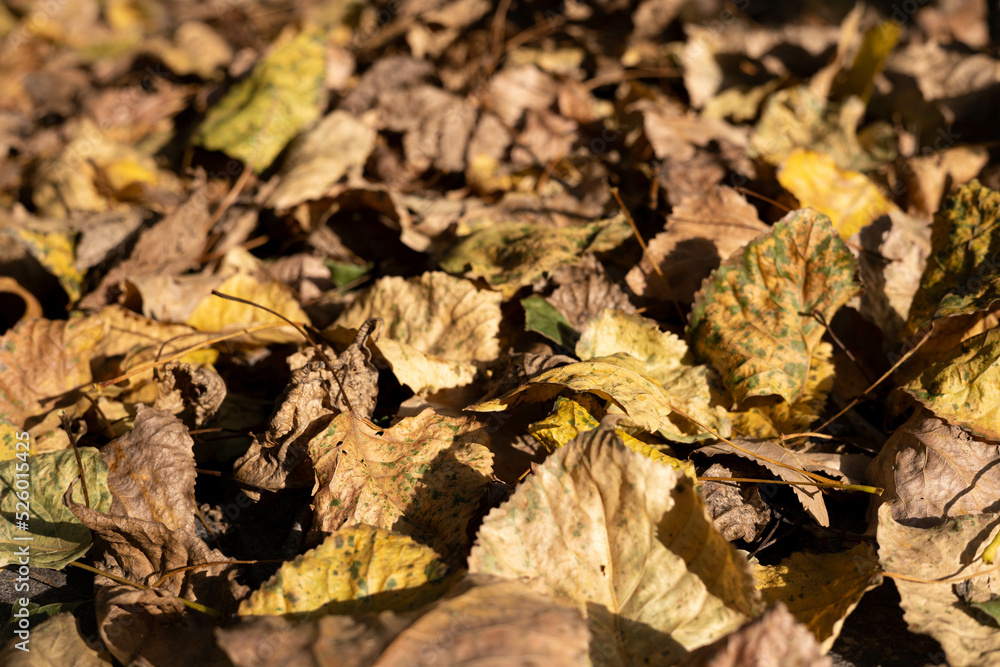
(0, 612, 110, 666)
(233, 321, 379, 493)
(547, 254, 637, 330)
(576, 308, 730, 441)
(100, 406, 197, 535)
(239, 525, 447, 618)
(528, 393, 602, 451)
(700, 463, 771, 543)
(335, 271, 502, 394)
(0, 448, 112, 569)
(217, 574, 590, 667)
(266, 110, 377, 211)
(468, 355, 673, 434)
(904, 181, 1000, 338)
(469, 428, 760, 665)
(688, 208, 860, 406)
(676, 603, 831, 667)
(876, 503, 1000, 667)
(193, 28, 326, 172)
(696, 438, 851, 526)
(5, 228, 85, 304)
(625, 185, 769, 305)
(439, 215, 631, 299)
(153, 361, 227, 428)
(521, 294, 579, 350)
(868, 410, 1000, 525)
(778, 148, 896, 239)
(308, 409, 493, 560)
(755, 543, 882, 651)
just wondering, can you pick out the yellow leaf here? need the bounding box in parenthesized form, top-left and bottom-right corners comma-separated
(528, 394, 601, 451)
(778, 148, 895, 239)
(239, 525, 448, 618)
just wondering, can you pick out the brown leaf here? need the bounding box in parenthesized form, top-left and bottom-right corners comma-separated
(627, 186, 769, 306)
(868, 410, 1000, 526)
(677, 603, 832, 667)
(308, 409, 493, 560)
(696, 439, 851, 526)
(101, 406, 198, 536)
(153, 362, 226, 428)
(0, 612, 110, 666)
(217, 575, 589, 667)
(548, 255, 636, 330)
(232, 321, 379, 493)
(700, 463, 771, 543)
(66, 493, 247, 666)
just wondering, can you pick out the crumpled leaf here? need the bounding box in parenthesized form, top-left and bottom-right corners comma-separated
(0, 612, 110, 666)
(576, 309, 731, 441)
(902, 329, 1000, 442)
(335, 272, 501, 394)
(0, 448, 112, 569)
(153, 362, 227, 428)
(469, 427, 760, 665)
(700, 463, 771, 543)
(625, 185, 769, 305)
(546, 253, 637, 330)
(100, 406, 197, 536)
(688, 208, 860, 406)
(66, 494, 248, 666)
(696, 438, 853, 526)
(467, 355, 673, 434)
(232, 321, 380, 493)
(218, 575, 590, 667)
(676, 603, 831, 667)
(876, 503, 1000, 667)
(868, 410, 1000, 525)
(308, 409, 493, 560)
(904, 181, 1000, 338)
(266, 110, 377, 210)
(239, 525, 447, 618)
(193, 28, 326, 172)
(778, 148, 896, 239)
(439, 215, 631, 298)
(754, 543, 882, 651)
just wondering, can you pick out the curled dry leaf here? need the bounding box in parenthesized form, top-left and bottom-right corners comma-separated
(688, 208, 860, 406)
(695, 438, 853, 526)
(238, 525, 448, 618)
(469, 428, 760, 665)
(153, 362, 226, 428)
(754, 543, 882, 651)
(218, 575, 589, 667)
(232, 320, 379, 493)
(66, 493, 248, 667)
(676, 603, 831, 667)
(100, 406, 198, 536)
(335, 272, 502, 394)
(876, 503, 1000, 667)
(699, 463, 771, 543)
(547, 254, 636, 330)
(308, 409, 493, 560)
(867, 410, 1000, 525)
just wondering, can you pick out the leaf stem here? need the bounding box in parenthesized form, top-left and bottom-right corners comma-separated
(68, 562, 221, 617)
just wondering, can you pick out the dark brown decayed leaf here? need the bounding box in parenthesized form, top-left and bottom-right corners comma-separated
(153, 362, 226, 428)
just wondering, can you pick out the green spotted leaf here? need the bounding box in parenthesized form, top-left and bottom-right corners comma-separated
(687, 208, 860, 405)
(440, 215, 631, 298)
(238, 525, 448, 619)
(902, 327, 1000, 440)
(904, 181, 1000, 337)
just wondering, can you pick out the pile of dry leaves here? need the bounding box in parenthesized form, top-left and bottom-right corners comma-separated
(3, 0, 1000, 665)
